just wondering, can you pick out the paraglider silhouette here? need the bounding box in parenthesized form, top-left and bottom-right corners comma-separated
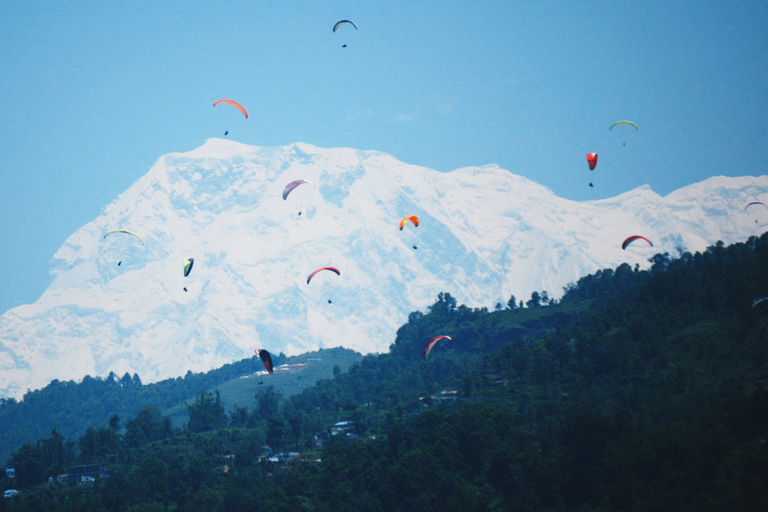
(224, 130, 228, 136)
(118, 261, 121, 266)
(586, 153, 598, 187)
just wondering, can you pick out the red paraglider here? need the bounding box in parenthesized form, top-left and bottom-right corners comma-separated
(307, 267, 340, 285)
(255, 349, 274, 374)
(621, 235, 653, 250)
(586, 153, 598, 170)
(423, 335, 451, 360)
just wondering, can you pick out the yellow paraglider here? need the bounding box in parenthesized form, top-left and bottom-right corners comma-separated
(609, 120, 638, 130)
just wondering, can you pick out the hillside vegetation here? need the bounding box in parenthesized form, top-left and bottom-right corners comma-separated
(2, 234, 768, 511)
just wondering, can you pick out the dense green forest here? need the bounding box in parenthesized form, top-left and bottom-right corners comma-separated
(2, 234, 768, 511)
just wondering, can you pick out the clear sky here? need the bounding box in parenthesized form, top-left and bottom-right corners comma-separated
(1, 1, 767, 315)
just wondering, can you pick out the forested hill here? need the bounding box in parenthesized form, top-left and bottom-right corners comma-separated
(3, 233, 768, 511)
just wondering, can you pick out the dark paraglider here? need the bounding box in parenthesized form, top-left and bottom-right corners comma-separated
(256, 348, 274, 374)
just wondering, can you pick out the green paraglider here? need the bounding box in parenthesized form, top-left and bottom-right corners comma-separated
(183, 258, 194, 292)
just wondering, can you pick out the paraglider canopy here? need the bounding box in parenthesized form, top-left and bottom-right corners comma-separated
(213, 99, 248, 119)
(586, 153, 598, 171)
(752, 297, 768, 308)
(333, 20, 358, 31)
(399, 215, 420, 230)
(183, 258, 195, 277)
(423, 335, 451, 360)
(307, 267, 340, 285)
(256, 349, 274, 374)
(103, 230, 144, 245)
(282, 179, 314, 200)
(621, 236, 653, 250)
(609, 120, 638, 130)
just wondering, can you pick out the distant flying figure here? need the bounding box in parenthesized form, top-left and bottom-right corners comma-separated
(333, 19, 358, 47)
(413, 245, 418, 250)
(118, 261, 121, 266)
(586, 153, 598, 187)
(328, 299, 332, 304)
(183, 287, 188, 292)
(213, 99, 248, 119)
(256, 349, 274, 374)
(333, 20, 358, 32)
(224, 130, 228, 136)
(621, 235, 653, 250)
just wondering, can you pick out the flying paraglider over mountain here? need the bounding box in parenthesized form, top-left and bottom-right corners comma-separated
(255, 348, 274, 374)
(282, 180, 314, 200)
(423, 335, 451, 360)
(399, 215, 419, 230)
(213, 99, 248, 119)
(746, 201, 768, 223)
(586, 153, 598, 187)
(752, 297, 768, 308)
(621, 235, 653, 250)
(103, 230, 144, 266)
(183, 257, 194, 292)
(103, 230, 144, 245)
(307, 267, 340, 285)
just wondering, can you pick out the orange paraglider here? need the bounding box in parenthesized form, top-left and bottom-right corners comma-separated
(213, 99, 248, 119)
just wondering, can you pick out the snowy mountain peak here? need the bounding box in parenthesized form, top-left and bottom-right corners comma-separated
(1, 141, 767, 399)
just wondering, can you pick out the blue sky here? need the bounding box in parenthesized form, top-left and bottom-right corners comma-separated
(1, 1, 767, 315)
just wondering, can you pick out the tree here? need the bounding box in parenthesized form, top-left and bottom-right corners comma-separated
(255, 386, 283, 420)
(526, 291, 541, 308)
(507, 295, 517, 310)
(187, 391, 227, 433)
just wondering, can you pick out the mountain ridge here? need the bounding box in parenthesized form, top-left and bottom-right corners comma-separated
(1, 139, 766, 398)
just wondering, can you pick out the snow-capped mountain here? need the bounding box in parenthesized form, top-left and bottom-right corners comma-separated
(1, 139, 766, 399)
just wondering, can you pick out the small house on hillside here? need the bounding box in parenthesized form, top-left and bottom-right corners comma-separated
(59, 464, 109, 484)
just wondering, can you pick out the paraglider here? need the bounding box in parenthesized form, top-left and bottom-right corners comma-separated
(333, 20, 358, 32)
(399, 215, 420, 230)
(609, 120, 638, 131)
(255, 349, 274, 374)
(282, 180, 314, 200)
(586, 153, 598, 171)
(423, 335, 451, 360)
(103, 230, 144, 245)
(610, 121, 637, 146)
(213, 99, 248, 119)
(333, 20, 357, 47)
(103, 230, 144, 266)
(621, 236, 653, 250)
(183, 257, 194, 292)
(586, 153, 598, 187)
(224, 130, 228, 136)
(307, 267, 340, 285)
(746, 201, 768, 223)
(752, 297, 768, 308)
